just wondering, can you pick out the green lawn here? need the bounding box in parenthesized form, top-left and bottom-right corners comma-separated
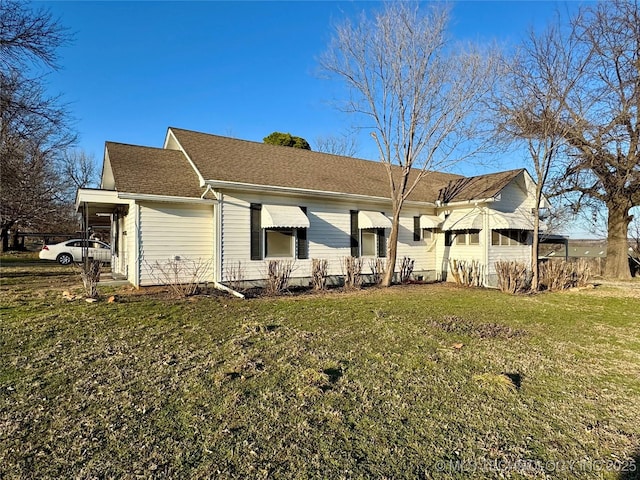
(1, 264, 639, 479)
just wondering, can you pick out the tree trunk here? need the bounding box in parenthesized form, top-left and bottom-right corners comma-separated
(0, 228, 8, 253)
(531, 211, 540, 291)
(381, 205, 402, 287)
(605, 199, 632, 279)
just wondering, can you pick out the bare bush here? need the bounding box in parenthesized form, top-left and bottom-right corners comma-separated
(225, 260, 245, 291)
(311, 258, 329, 290)
(495, 260, 531, 294)
(448, 259, 484, 287)
(368, 258, 386, 285)
(342, 256, 363, 290)
(400, 256, 415, 284)
(264, 260, 295, 296)
(77, 260, 101, 298)
(148, 257, 212, 298)
(539, 259, 591, 291)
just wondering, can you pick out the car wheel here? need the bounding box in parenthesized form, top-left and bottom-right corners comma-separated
(57, 253, 73, 265)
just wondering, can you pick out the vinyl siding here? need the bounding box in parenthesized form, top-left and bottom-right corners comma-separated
(220, 192, 437, 283)
(138, 202, 214, 286)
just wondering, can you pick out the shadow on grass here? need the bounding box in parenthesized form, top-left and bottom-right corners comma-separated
(503, 372, 522, 390)
(0, 270, 74, 279)
(618, 449, 639, 479)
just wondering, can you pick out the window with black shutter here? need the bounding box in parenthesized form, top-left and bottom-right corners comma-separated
(296, 206, 309, 259)
(250, 203, 263, 260)
(377, 228, 386, 257)
(413, 216, 421, 241)
(350, 210, 359, 257)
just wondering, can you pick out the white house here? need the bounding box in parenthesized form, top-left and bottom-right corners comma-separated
(76, 127, 547, 289)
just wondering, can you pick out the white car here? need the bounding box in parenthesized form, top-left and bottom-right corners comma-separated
(39, 239, 111, 265)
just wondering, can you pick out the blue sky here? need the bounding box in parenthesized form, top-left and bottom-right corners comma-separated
(38, 1, 603, 236)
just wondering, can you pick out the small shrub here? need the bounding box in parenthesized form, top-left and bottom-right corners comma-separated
(495, 260, 531, 294)
(77, 260, 101, 298)
(311, 258, 329, 290)
(264, 260, 295, 296)
(368, 258, 386, 285)
(400, 256, 415, 284)
(539, 259, 591, 291)
(342, 256, 363, 290)
(225, 260, 245, 291)
(448, 259, 483, 287)
(148, 257, 211, 298)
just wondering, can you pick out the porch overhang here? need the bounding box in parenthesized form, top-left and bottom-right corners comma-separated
(76, 189, 131, 227)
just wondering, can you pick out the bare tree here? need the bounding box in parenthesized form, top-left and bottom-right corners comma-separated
(0, 0, 75, 250)
(541, 0, 640, 279)
(57, 149, 99, 201)
(321, 2, 499, 286)
(497, 21, 587, 290)
(314, 133, 358, 157)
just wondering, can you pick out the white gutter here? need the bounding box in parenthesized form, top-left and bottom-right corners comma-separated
(439, 196, 498, 208)
(117, 192, 215, 204)
(213, 281, 245, 299)
(213, 190, 223, 284)
(204, 179, 436, 207)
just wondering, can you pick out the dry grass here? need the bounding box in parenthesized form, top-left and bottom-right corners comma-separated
(1, 262, 639, 478)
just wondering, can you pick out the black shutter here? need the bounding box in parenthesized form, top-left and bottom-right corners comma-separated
(250, 203, 262, 260)
(297, 207, 309, 259)
(350, 210, 359, 257)
(413, 216, 421, 241)
(377, 228, 386, 257)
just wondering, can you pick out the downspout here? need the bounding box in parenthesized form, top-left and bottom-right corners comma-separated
(210, 190, 245, 299)
(482, 205, 490, 287)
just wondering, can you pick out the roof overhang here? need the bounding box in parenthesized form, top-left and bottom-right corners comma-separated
(442, 211, 483, 231)
(261, 205, 310, 229)
(358, 211, 392, 229)
(419, 214, 443, 229)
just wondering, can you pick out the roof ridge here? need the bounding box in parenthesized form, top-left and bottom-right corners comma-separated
(167, 126, 464, 179)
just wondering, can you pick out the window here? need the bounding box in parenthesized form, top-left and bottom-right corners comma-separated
(265, 229, 294, 257)
(492, 229, 528, 246)
(423, 229, 433, 241)
(450, 229, 480, 246)
(250, 203, 309, 260)
(350, 211, 386, 257)
(361, 229, 377, 256)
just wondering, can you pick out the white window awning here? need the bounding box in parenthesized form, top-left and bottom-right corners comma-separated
(442, 211, 483, 231)
(490, 211, 534, 230)
(358, 210, 392, 229)
(419, 214, 443, 229)
(261, 205, 310, 229)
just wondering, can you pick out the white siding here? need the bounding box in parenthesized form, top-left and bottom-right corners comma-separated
(220, 192, 438, 283)
(126, 207, 136, 283)
(138, 202, 214, 286)
(488, 245, 531, 275)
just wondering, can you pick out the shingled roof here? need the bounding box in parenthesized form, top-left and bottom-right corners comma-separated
(103, 127, 526, 204)
(437, 168, 526, 203)
(168, 127, 463, 202)
(106, 142, 203, 198)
